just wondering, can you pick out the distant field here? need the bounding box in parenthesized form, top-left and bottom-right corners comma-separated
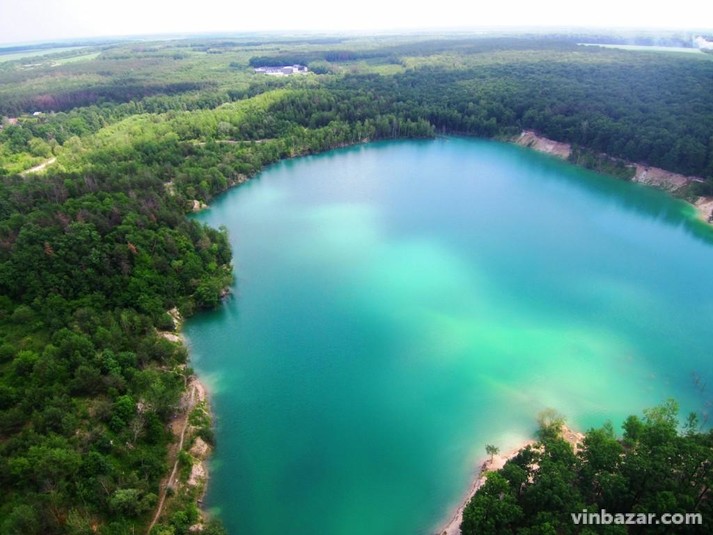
(51, 52, 101, 65)
(0, 46, 88, 63)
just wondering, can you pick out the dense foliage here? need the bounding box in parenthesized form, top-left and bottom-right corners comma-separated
(462, 403, 712, 534)
(3, 36, 713, 183)
(0, 32, 712, 534)
(0, 129, 233, 533)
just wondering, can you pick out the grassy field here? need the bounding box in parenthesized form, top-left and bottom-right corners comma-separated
(50, 52, 101, 65)
(0, 46, 89, 63)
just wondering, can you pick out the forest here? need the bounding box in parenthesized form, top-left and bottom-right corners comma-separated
(462, 402, 713, 534)
(0, 32, 712, 534)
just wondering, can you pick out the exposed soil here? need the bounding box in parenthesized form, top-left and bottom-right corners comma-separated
(515, 131, 571, 159)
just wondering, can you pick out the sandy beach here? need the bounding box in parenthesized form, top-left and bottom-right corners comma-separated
(435, 440, 535, 535)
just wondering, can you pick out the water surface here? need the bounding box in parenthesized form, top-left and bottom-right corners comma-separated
(579, 43, 705, 54)
(186, 138, 713, 535)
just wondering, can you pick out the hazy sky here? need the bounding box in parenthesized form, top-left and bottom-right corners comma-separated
(1, 0, 711, 45)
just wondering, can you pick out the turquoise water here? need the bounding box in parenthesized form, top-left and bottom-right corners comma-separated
(185, 138, 713, 535)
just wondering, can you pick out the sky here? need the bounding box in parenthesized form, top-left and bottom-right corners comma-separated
(0, 0, 711, 46)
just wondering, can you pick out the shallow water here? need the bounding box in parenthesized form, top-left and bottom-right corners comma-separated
(185, 137, 713, 535)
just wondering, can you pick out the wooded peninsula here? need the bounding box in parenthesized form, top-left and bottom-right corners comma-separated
(0, 31, 712, 534)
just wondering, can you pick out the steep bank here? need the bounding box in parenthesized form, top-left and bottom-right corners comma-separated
(146, 373, 214, 533)
(146, 376, 210, 533)
(150, 310, 215, 533)
(514, 130, 713, 224)
(515, 130, 572, 159)
(695, 196, 713, 223)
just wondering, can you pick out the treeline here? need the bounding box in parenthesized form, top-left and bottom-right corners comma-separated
(462, 402, 712, 534)
(324, 57, 713, 179)
(0, 89, 257, 174)
(250, 45, 713, 181)
(1, 90, 238, 151)
(0, 81, 213, 117)
(70, 90, 434, 203)
(249, 51, 359, 67)
(247, 36, 597, 68)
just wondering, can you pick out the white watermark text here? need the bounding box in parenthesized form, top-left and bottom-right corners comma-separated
(571, 509, 702, 526)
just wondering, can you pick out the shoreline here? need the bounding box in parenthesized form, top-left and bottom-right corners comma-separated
(514, 130, 713, 225)
(435, 440, 535, 535)
(186, 376, 212, 506)
(435, 425, 584, 535)
(152, 309, 215, 532)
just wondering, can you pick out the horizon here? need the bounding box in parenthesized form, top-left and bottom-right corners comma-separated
(1, 0, 711, 47)
(1, 26, 711, 50)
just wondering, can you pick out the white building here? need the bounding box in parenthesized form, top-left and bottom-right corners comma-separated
(254, 65, 308, 76)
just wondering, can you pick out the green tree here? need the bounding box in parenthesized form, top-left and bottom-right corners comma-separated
(462, 471, 524, 534)
(485, 444, 499, 462)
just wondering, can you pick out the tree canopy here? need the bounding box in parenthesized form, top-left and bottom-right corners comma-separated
(462, 402, 712, 534)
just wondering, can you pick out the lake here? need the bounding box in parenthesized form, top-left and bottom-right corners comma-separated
(579, 43, 705, 55)
(185, 137, 713, 535)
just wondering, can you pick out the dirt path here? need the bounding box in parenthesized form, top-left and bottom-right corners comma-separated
(20, 156, 56, 176)
(146, 380, 200, 534)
